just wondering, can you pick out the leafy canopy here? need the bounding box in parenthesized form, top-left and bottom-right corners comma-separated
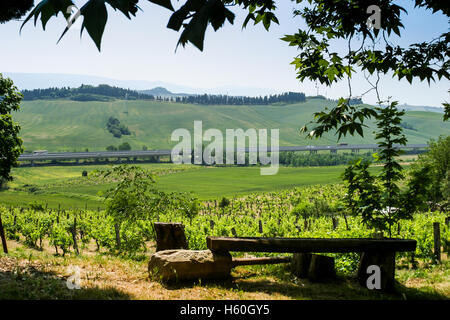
(0, 74, 24, 183)
(0, 0, 34, 23)
(96, 164, 201, 223)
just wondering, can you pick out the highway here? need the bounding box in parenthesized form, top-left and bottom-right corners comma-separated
(18, 144, 428, 162)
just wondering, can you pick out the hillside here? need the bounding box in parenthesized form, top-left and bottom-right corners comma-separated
(13, 98, 450, 152)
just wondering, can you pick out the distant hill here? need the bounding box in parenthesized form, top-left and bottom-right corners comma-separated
(397, 104, 444, 113)
(139, 87, 192, 97)
(3, 72, 281, 97)
(22, 84, 154, 101)
(20, 84, 308, 105)
(12, 98, 450, 152)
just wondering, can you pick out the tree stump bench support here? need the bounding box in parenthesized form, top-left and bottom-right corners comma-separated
(206, 236, 416, 291)
(153, 222, 188, 252)
(291, 253, 336, 282)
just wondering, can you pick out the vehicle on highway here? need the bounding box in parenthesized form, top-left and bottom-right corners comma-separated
(32, 150, 48, 155)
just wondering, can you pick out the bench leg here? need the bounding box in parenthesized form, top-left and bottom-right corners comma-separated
(308, 254, 336, 282)
(153, 222, 188, 252)
(357, 251, 396, 292)
(291, 253, 336, 282)
(291, 253, 312, 278)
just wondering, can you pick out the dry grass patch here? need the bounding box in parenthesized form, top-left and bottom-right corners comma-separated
(1, 240, 448, 300)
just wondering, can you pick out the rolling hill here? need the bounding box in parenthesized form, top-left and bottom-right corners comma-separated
(13, 98, 450, 152)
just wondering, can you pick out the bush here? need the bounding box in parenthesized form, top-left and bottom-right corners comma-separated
(29, 202, 45, 211)
(0, 178, 8, 191)
(118, 142, 131, 151)
(106, 117, 131, 138)
(219, 197, 230, 208)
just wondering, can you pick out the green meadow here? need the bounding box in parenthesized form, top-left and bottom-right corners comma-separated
(0, 164, 382, 209)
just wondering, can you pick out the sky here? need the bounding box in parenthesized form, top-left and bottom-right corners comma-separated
(1, 0, 449, 106)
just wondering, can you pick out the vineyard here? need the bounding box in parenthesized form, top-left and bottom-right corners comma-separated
(1, 184, 448, 275)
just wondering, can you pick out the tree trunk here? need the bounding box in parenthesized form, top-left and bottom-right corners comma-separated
(0, 214, 8, 254)
(433, 222, 441, 263)
(114, 223, 121, 251)
(343, 213, 349, 230)
(72, 217, 79, 255)
(332, 216, 338, 230)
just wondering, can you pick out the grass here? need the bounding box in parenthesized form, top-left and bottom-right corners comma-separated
(13, 98, 450, 152)
(155, 165, 357, 199)
(1, 239, 448, 300)
(0, 163, 197, 209)
(0, 164, 383, 209)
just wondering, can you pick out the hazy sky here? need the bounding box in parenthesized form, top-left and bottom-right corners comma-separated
(1, 0, 449, 106)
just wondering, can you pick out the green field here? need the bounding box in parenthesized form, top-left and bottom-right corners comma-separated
(155, 165, 351, 198)
(0, 164, 384, 209)
(14, 98, 450, 152)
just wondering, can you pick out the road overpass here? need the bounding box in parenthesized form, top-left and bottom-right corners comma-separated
(18, 144, 428, 163)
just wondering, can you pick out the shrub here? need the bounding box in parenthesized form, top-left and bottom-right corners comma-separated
(118, 142, 131, 151)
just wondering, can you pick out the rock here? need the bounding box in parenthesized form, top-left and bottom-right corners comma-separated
(148, 249, 232, 282)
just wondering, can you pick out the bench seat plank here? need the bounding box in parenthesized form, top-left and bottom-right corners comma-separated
(206, 236, 416, 253)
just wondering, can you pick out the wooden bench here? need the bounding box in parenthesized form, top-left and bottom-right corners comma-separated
(206, 236, 417, 291)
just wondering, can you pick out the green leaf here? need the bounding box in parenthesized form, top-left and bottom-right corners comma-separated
(177, 8, 209, 51)
(356, 124, 364, 137)
(21, 0, 74, 32)
(147, 0, 174, 11)
(80, 0, 108, 51)
(106, 0, 140, 18)
(167, 4, 190, 31)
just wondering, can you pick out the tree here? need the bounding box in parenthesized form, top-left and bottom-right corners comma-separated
(373, 102, 407, 227)
(118, 142, 131, 150)
(341, 102, 441, 236)
(98, 165, 194, 252)
(412, 135, 450, 205)
(0, 0, 34, 23)
(100, 165, 158, 251)
(0, 73, 24, 185)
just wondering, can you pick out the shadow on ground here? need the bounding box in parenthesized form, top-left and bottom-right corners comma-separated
(162, 266, 448, 300)
(0, 259, 130, 300)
